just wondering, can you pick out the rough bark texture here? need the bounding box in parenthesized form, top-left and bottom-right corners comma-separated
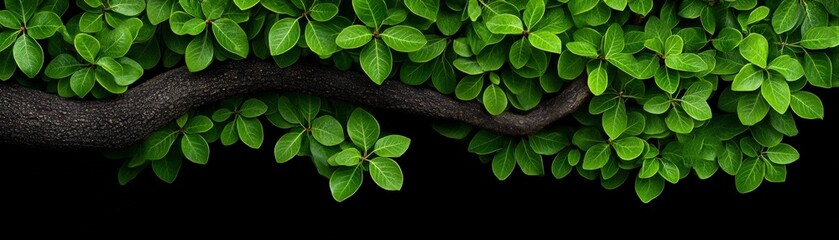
(0, 59, 589, 150)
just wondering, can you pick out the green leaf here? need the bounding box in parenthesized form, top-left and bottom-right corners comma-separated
(78, 12, 103, 33)
(99, 27, 133, 58)
(790, 91, 824, 120)
(292, 94, 320, 124)
(185, 115, 213, 134)
(508, 38, 531, 69)
(515, 140, 544, 176)
(360, 39, 392, 84)
(664, 35, 683, 56)
(739, 33, 768, 68)
(565, 41, 599, 58)
(408, 36, 446, 63)
(347, 108, 380, 151)
(380, 25, 426, 52)
(45, 53, 82, 79)
(185, 32, 213, 72)
(602, 102, 627, 140)
(236, 117, 264, 149)
(147, 0, 178, 25)
(143, 130, 177, 160)
(305, 3, 337, 21)
(336, 25, 372, 49)
(653, 67, 679, 94)
(70, 67, 95, 97)
(0, 10, 21, 28)
(369, 157, 403, 191)
(0, 31, 16, 53)
(352, 0, 387, 29)
(181, 134, 209, 164)
(274, 131, 303, 163)
(735, 158, 764, 193)
(628, 0, 653, 15)
(233, 0, 259, 10)
(13, 34, 42, 78)
(551, 153, 574, 179)
(568, 0, 598, 15)
(732, 64, 764, 91)
(453, 58, 482, 75)
(602, 23, 625, 57)
(268, 18, 300, 56)
(94, 68, 127, 94)
(330, 147, 362, 166)
(768, 55, 804, 81)
(658, 159, 680, 184)
(405, 0, 438, 21)
(635, 175, 664, 203)
(220, 121, 239, 146)
(482, 84, 507, 115)
(431, 122, 472, 140)
(587, 61, 608, 95)
(110, 0, 145, 16)
(612, 137, 645, 160)
(765, 143, 799, 165)
(239, 98, 268, 118)
(761, 73, 790, 114)
(804, 52, 833, 88)
(95, 56, 123, 77)
(311, 115, 344, 146)
(718, 142, 742, 175)
(699, 6, 715, 33)
(528, 31, 562, 54)
(329, 165, 363, 202)
(113, 57, 143, 86)
(117, 160, 145, 186)
(582, 143, 611, 170)
(665, 53, 707, 72)
(212, 18, 249, 58)
(713, 27, 742, 52)
(486, 14, 523, 35)
(557, 50, 586, 79)
(665, 109, 694, 134)
(681, 95, 712, 121)
(455, 75, 483, 101)
(467, 0, 480, 22)
(771, 0, 800, 34)
(201, 0, 226, 19)
(26, 12, 62, 40)
(152, 151, 182, 183)
(373, 135, 411, 158)
(738, 93, 770, 126)
(763, 160, 786, 183)
(639, 158, 659, 179)
(800, 26, 839, 50)
(643, 95, 671, 114)
(490, 141, 515, 180)
(770, 111, 799, 136)
(469, 130, 505, 155)
(604, 0, 626, 10)
(169, 11, 207, 36)
(747, 6, 769, 25)
(6, 0, 35, 20)
(528, 131, 568, 156)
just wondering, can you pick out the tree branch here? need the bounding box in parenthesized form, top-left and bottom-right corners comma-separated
(0, 58, 590, 150)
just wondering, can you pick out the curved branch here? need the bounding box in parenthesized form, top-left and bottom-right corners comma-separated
(0, 59, 590, 150)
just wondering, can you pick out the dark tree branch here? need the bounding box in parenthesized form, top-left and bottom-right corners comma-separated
(0, 58, 590, 150)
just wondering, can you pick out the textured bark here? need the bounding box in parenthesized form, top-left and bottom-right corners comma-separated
(0, 59, 590, 150)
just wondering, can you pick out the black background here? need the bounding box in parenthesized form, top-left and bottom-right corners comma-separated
(3, 89, 838, 232)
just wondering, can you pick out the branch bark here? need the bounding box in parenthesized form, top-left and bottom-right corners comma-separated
(0, 58, 589, 150)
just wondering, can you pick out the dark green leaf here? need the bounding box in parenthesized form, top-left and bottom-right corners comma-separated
(804, 52, 833, 88)
(26, 11, 62, 40)
(185, 115, 213, 134)
(147, 0, 178, 25)
(468, 130, 505, 155)
(45, 53, 81, 79)
(405, 0, 438, 21)
(309, 3, 338, 21)
(152, 150, 182, 183)
(772, 1, 799, 34)
(665, 108, 694, 134)
(13, 34, 42, 78)
(515, 140, 544, 176)
(143, 130, 177, 160)
(732, 64, 764, 91)
(492, 140, 516, 180)
(70, 67, 95, 97)
(185, 32, 214, 72)
(311, 115, 344, 146)
(761, 72, 790, 114)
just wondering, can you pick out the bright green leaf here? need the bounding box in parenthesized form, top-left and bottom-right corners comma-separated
(212, 18, 249, 58)
(369, 157, 403, 190)
(329, 165, 363, 202)
(789, 91, 824, 119)
(181, 134, 209, 164)
(336, 25, 372, 49)
(347, 108, 380, 151)
(739, 33, 768, 68)
(268, 18, 300, 55)
(380, 25, 427, 52)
